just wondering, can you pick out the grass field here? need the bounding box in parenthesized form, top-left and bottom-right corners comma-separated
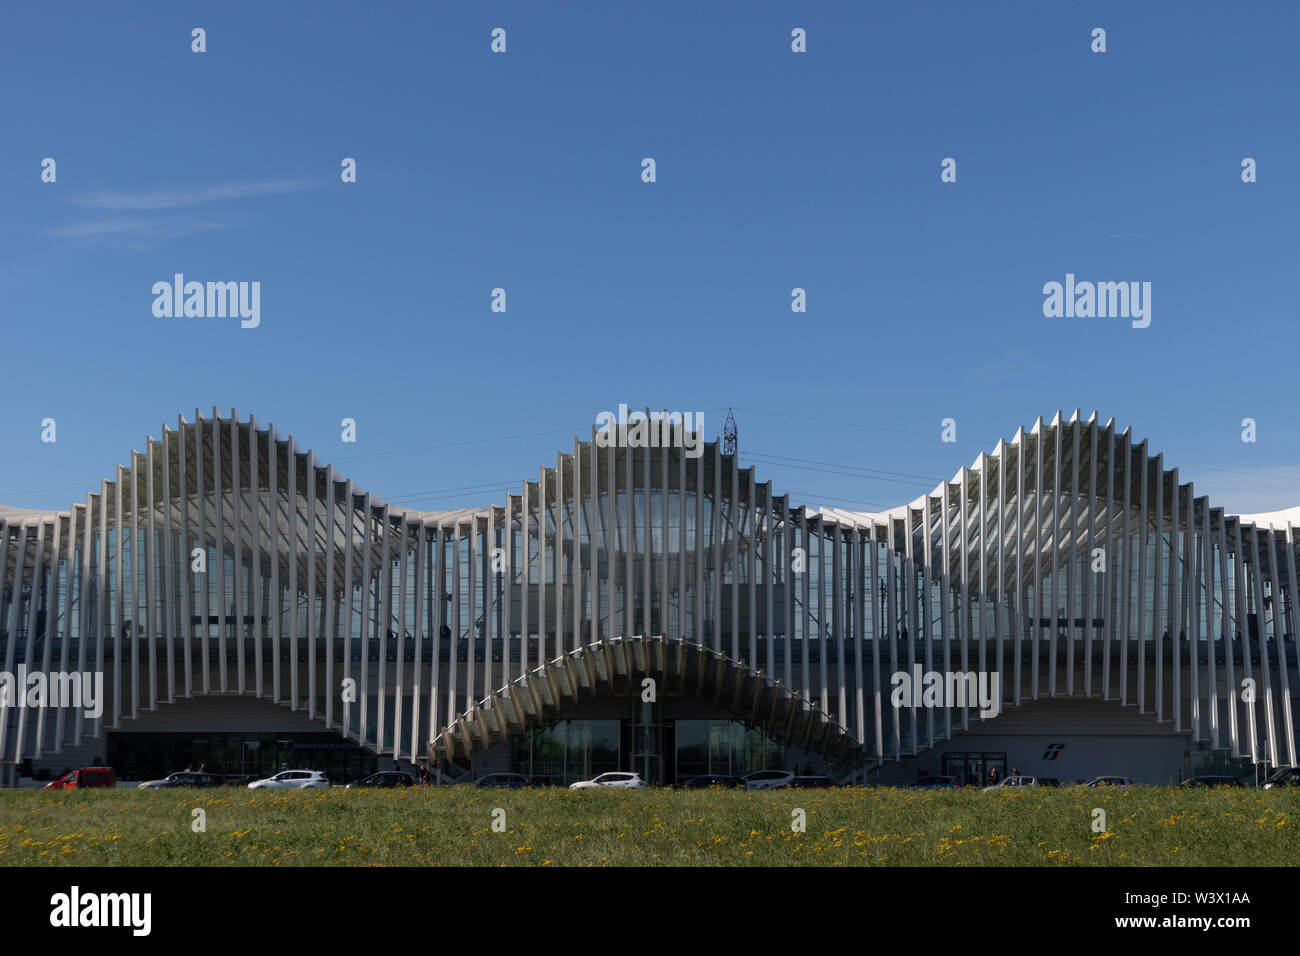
(0, 786, 1294, 866)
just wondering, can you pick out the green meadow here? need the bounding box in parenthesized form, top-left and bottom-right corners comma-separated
(0, 785, 1293, 866)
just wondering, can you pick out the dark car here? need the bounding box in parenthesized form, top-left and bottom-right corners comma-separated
(1261, 767, 1300, 789)
(472, 772, 530, 788)
(345, 771, 416, 789)
(680, 774, 740, 789)
(907, 775, 959, 790)
(1179, 775, 1245, 788)
(792, 775, 836, 789)
(137, 771, 226, 790)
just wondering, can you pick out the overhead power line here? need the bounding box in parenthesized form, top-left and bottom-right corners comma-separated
(733, 406, 995, 445)
(743, 451, 943, 486)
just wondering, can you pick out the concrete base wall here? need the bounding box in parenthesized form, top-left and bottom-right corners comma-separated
(872, 695, 1194, 784)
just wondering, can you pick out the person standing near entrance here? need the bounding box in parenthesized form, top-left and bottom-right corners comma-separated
(988, 767, 1000, 785)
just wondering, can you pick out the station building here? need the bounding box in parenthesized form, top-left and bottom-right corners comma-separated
(1, 409, 1296, 786)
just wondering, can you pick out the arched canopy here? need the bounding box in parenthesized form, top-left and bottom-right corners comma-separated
(430, 634, 865, 765)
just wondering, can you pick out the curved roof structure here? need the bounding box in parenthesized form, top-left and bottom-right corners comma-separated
(1, 407, 1297, 777)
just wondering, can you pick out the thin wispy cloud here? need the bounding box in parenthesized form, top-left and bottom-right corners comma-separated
(50, 218, 159, 237)
(70, 179, 308, 211)
(48, 217, 227, 250)
(50, 178, 306, 249)
(51, 218, 221, 238)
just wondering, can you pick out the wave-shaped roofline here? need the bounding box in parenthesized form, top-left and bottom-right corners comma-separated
(0, 408, 1291, 525)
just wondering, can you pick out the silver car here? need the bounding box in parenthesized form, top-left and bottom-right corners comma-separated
(569, 771, 646, 790)
(247, 769, 330, 790)
(742, 769, 795, 791)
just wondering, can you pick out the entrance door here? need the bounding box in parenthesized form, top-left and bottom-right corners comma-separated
(980, 753, 1007, 785)
(708, 723, 730, 775)
(630, 702, 660, 784)
(942, 752, 1007, 786)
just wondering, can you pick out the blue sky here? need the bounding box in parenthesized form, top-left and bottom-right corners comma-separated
(2, 2, 1297, 515)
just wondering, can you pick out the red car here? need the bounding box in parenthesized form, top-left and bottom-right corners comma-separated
(43, 767, 116, 789)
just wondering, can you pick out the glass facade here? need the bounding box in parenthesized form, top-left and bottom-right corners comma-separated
(508, 716, 787, 785)
(106, 731, 376, 783)
(510, 719, 621, 786)
(673, 719, 784, 779)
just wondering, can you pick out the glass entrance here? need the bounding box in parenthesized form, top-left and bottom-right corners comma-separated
(673, 719, 784, 783)
(942, 752, 1007, 786)
(630, 700, 661, 785)
(511, 719, 621, 785)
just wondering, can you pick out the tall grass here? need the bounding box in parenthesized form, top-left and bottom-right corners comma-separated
(0, 786, 1293, 866)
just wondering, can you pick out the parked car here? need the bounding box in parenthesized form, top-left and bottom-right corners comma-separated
(137, 771, 226, 789)
(473, 772, 529, 788)
(43, 767, 116, 790)
(1179, 775, 1244, 788)
(982, 775, 1040, 792)
(247, 770, 330, 790)
(1080, 775, 1135, 787)
(742, 769, 795, 791)
(907, 775, 959, 790)
(345, 771, 415, 789)
(1261, 767, 1300, 790)
(569, 772, 646, 790)
(679, 774, 740, 789)
(792, 775, 836, 789)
